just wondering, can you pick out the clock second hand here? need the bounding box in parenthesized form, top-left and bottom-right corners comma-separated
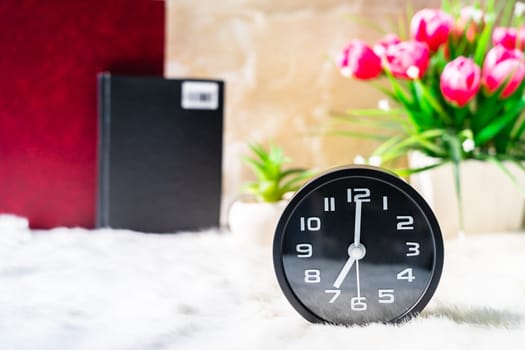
(355, 259, 361, 299)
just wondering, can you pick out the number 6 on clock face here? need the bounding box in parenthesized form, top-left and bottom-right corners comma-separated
(273, 166, 444, 326)
(350, 297, 367, 311)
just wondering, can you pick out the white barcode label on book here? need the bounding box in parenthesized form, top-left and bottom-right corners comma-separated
(181, 81, 219, 110)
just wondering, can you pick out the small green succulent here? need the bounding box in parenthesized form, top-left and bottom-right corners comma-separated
(241, 142, 313, 203)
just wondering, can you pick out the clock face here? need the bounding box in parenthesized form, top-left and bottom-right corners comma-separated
(273, 166, 443, 325)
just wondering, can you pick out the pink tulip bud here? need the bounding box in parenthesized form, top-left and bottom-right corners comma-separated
(411, 9, 454, 52)
(373, 34, 401, 57)
(482, 45, 525, 98)
(493, 27, 525, 50)
(440, 57, 481, 107)
(460, 6, 485, 24)
(452, 6, 485, 42)
(336, 40, 382, 80)
(384, 41, 430, 79)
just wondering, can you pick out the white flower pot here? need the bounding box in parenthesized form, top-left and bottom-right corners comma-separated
(409, 152, 525, 239)
(228, 197, 288, 248)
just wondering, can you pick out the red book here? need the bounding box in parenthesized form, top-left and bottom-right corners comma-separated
(0, 0, 165, 228)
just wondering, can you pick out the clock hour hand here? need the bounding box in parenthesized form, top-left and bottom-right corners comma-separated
(333, 256, 356, 289)
(332, 243, 367, 289)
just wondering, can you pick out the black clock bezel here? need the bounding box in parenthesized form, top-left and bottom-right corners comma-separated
(272, 165, 444, 325)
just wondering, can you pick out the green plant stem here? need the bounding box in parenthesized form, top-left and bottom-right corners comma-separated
(452, 160, 465, 237)
(445, 132, 465, 237)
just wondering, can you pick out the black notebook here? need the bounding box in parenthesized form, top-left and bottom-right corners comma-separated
(97, 74, 224, 233)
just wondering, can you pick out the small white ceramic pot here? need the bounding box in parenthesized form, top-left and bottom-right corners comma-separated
(228, 196, 289, 248)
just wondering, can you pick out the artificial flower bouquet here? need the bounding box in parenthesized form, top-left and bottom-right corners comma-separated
(334, 1, 525, 226)
(336, 1, 525, 169)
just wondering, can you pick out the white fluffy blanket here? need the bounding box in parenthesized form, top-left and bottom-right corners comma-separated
(1, 215, 524, 350)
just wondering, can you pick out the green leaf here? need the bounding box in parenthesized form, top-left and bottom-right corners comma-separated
(344, 108, 406, 117)
(473, 3, 495, 66)
(444, 133, 463, 164)
(409, 80, 434, 124)
(441, 0, 451, 12)
(324, 130, 391, 141)
(331, 116, 405, 130)
(472, 94, 503, 132)
(268, 143, 287, 165)
(345, 14, 386, 34)
(475, 98, 525, 145)
(500, 0, 517, 27)
(369, 81, 399, 101)
(412, 79, 453, 125)
(453, 106, 470, 127)
(240, 156, 268, 180)
(410, 133, 448, 156)
(240, 182, 259, 193)
(332, 111, 408, 126)
(394, 160, 449, 177)
(240, 141, 312, 202)
(375, 129, 448, 163)
(383, 64, 414, 109)
(511, 109, 525, 140)
(280, 171, 315, 194)
(489, 157, 525, 197)
(279, 168, 308, 181)
(405, 1, 414, 22)
(372, 134, 406, 158)
(248, 142, 268, 163)
(512, 159, 525, 173)
(397, 12, 407, 40)
(443, 133, 465, 231)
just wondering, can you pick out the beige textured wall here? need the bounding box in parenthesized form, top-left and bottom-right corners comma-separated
(165, 0, 440, 215)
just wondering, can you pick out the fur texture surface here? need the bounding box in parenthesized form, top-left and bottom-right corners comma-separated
(0, 215, 524, 350)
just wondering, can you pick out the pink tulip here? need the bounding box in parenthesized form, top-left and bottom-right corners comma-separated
(373, 34, 401, 57)
(411, 9, 454, 51)
(384, 41, 430, 79)
(482, 45, 525, 98)
(440, 57, 481, 107)
(337, 40, 382, 80)
(493, 27, 525, 50)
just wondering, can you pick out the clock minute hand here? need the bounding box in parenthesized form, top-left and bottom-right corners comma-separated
(332, 195, 366, 289)
(353, 200, 362, 245)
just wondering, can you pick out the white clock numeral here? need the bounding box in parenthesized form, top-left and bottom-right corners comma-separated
(304, 269, 321, 283)
(383, 196, 388, 210)
(406, 242, 420, 256)
(300, 217, 321, 231)
(347, 188, 371, 203)
(397, 268, 415, 282)
(350, 296, 367, 311)
(378, 289, 395, 303)
(296, 243, 312, 258)
(324, 197, 336, 212)
(324, 289, 341, 303)
(397, 216, 414, 230)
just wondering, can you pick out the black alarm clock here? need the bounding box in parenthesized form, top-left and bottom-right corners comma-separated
(273, 166, 443, 325)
